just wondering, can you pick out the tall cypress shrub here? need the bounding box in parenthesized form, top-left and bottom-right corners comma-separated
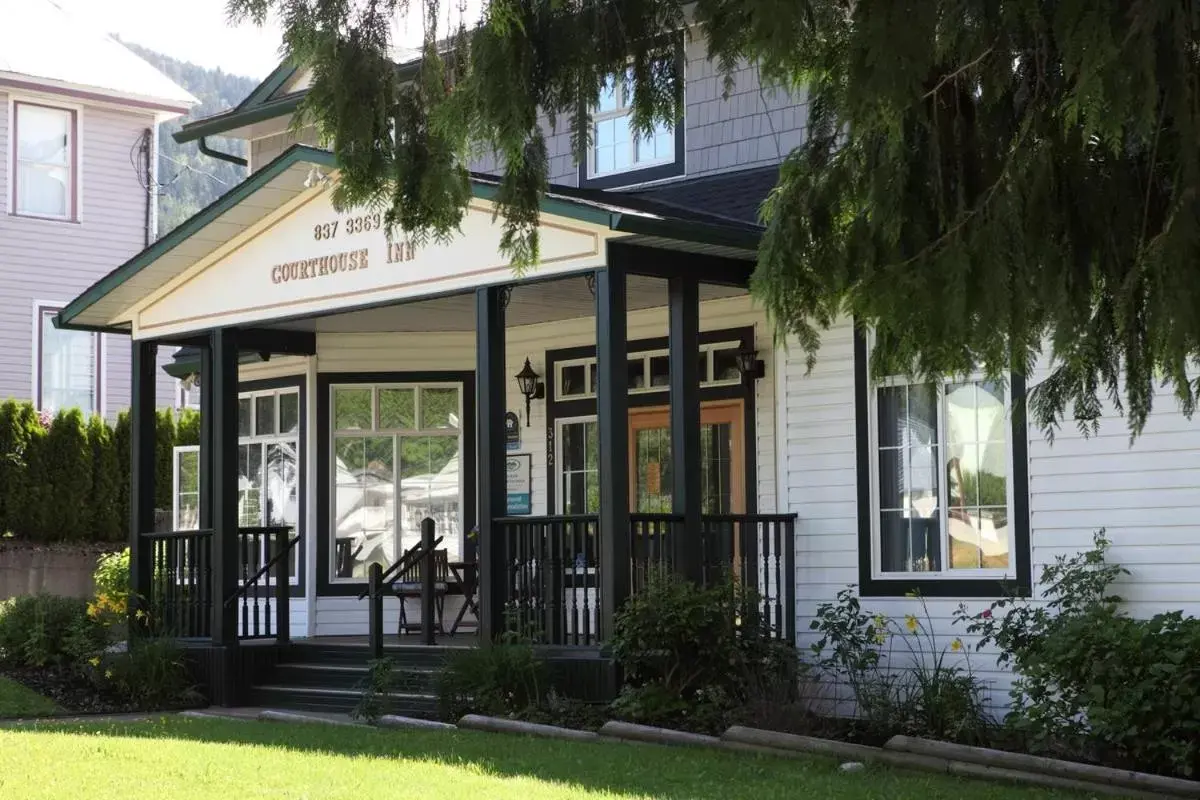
(17, 409, 50, 540)
(154, 409, 177, 512)
(0, 400, 25, 534)
(176, 408, 201, 447)
(43, 409, 92, 541)
(113, 411, 132, 538)
(88, 414, 122, 542)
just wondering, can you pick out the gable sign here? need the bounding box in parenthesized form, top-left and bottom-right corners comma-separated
(131, 189, 607, 338)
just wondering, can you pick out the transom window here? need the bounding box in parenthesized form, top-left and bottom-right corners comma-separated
(556, 341, 743, 401)
(870, 376, 1014, 578)
(331, 383, 463, 581)
(13, 102, 76, 220)
(36, 304, 100, 414)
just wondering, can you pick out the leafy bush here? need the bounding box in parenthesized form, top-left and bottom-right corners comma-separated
(82, 637, 200, 710)
(608, 572, 798, 730)
(93, 550, 131, 605)
(957, 532, 1200, 777)
(810, 588, 989, 743)
(0, 594, 98, 668)
(437, 641, 546, 721)
(353, 657, 396, 723)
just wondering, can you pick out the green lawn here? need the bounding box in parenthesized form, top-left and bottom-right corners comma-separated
(0, 717, 1091, 800)
(0, 676, 59, 718)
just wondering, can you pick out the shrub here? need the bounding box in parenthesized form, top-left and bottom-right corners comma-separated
(810, 587, 989, 743)
(957, 532, 1200, 777)
(353, 657, 396, 723)
(93, 549, 131, 604)
(87, 415, 123, 542)
(437, 641, 546, 721)
(83, 637, 200, 710)
(0, 594, 97, 668)
(608, 572, 797, 730)
(44, 409, 93, 541)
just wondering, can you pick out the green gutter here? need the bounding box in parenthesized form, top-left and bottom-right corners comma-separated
(56, 145, 336, 330)
(174, 93, 305, 144)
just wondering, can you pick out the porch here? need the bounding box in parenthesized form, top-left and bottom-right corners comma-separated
(56, 146, 797, 705)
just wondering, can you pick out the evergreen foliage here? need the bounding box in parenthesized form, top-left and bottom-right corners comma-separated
(228, 0, 1200, 435)
(0, 402, 187, 543)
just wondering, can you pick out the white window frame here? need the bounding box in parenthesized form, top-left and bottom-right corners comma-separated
(32, 302, 103, 416)
(329, 382, 465, 584)
(172, 445, 201, 532)
(587, 68, 679, 180)
(8, 97, 82, 221)
(554, 341, 745, 401)
(866, 351, 1017, 582)
(238, 387, 302, 586)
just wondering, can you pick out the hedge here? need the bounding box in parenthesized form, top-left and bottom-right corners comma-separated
(0, 401, 200, 544)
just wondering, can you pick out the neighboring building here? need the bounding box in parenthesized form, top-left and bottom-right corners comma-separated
(54, 27, 1200, 711)
(0, 0, 194, 417)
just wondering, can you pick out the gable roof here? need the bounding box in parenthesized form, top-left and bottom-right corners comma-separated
(57, 145, 761, 333)
(0, 0, 196, 111)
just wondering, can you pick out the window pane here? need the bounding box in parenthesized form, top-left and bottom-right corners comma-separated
(698, 352, 710, 383)
(420, 387, 459, 429)
(399, 436, 462, 561)
(597, 74, 619, 113)
(279, 392, 300, 433)
(626, 359, 645, 391)
(17, 163, 69, 217)
(561, 421, 599, 514)
(237, 398, 252, 437)
(238, 444, 263, 527)
(17, 105, 70, 164)
(876, 387, 906, 449)
(560, 364, 586, 397)
(255, 395, 276, 436)
(877, 448, 903, 510)
(950, 507, 1009, 571)
(333, 435, 395, 579)
(39, 310, 95, 413)
(334, 387, 372, 430)
(266, 442, 300, 579)
(378, 388, 415, 429)
(648, 355, 670, 389)
(945, 380, 1009, 571)
(712, 347, 741, 383)
(613, 117, 633, 171)
(880, 509, 942, 573)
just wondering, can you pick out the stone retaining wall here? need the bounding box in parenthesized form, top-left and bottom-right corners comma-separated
(0, 544, 118, 600)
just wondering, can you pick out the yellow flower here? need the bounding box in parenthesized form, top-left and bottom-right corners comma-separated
(904, 614, 919, 632)
(104, 669, 113, 680)
(88, 657, 100, 667)
(873, 631, 887, 645)
(135, 609, 147, 620)
(87, 603, 99, 619)
(951, 638, 963, 652)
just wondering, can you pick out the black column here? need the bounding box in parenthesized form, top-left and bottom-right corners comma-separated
(129, 340, 157, 636)
(198, 344, 213, 530)
(668, 277, 702, 582)
(476, 286, 507, 643)
(595, 260, 630, 637)
(210, 327, 239, 648)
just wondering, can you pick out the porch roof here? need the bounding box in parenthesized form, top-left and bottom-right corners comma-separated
(55, 145, 762, 335)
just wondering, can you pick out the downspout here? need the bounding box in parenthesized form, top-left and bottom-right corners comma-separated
(198, 136, 249, 168)
(143, 127, 153, 247)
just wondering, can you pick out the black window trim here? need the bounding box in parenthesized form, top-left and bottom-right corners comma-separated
(853, 326, 1031, 598)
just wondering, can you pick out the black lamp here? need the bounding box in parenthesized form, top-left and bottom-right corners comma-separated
(515, 358, 545, 425)
(735, 347, 765, 383)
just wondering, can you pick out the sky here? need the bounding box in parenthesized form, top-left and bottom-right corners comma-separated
(56, 0, 483, 80)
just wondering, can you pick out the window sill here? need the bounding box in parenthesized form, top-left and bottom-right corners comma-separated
(860, 575, 1031, 599)
(9, 212, 80, 224)
(579, 159, 685, 190)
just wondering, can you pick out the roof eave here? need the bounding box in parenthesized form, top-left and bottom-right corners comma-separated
(174, 93, 306, 143)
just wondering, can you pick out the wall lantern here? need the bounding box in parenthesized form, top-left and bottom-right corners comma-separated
(735, 348, 766, 383)
(515, 358, 546, 426)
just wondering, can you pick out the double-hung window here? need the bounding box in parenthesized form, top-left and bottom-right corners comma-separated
(36, 304, 100, 414)
(582, 58, 684, 188)
(13, 102, 77, 220)
(868, 369, 1026, 590)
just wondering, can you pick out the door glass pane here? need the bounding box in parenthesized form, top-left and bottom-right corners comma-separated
(378, 388, 415, 429)
(399, 436, 462, 560)
(700, 423, 732, 514)
(265, 443, 300, 578)
(561, 421, 599, 514)
(634, 426, 672, 512)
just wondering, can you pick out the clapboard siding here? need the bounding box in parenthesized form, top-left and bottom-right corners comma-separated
(777, 317, 1200, 711)
(0, 92, 176, 415)
(250, 126, 322, 173)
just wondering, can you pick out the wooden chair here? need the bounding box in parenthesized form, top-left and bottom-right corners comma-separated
(391, 546, 450, 635)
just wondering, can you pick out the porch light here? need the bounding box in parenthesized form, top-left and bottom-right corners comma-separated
(515, 358, 545, 426)
(735, 348, 765, 383)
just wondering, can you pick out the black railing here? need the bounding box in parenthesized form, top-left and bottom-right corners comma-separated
(144, 528, 213, 638)
(699, 514, 797, 643)
(630, 513, 680, 592)
(362, 518, 445, 657)
(494, 515, 601, 646)
(225, 526, 300, 642)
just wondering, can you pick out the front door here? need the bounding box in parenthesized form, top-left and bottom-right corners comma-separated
(628, 400, 745, 514)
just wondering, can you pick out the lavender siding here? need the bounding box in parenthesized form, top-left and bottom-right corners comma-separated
(0, 91, 177, 416)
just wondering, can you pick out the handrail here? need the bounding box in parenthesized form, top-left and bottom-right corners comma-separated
(355, 534, 445, 601)
(225, 533, 301, 607)
(494, 514, 599, 524)
(700, 513, 799, 523)
(366, 518, 443, 655)
(142, 528, 214, 540)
